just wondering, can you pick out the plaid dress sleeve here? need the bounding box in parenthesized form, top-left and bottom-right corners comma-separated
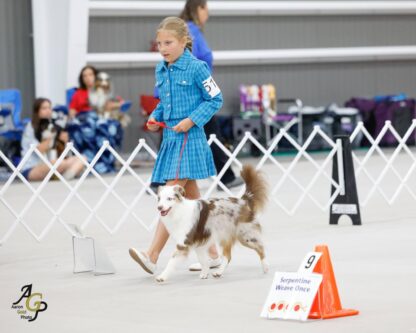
(150, 72, 164, 121)
(150, 101, 163, 121)
(188, 62, 223, 128)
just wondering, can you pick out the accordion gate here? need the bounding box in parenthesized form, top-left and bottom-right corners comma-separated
(0, 120, 415, 244)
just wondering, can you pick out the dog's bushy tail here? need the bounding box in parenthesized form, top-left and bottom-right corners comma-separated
(241, 165, 268, 215)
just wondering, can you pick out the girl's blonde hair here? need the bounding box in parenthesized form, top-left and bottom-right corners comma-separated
(157, 17, 193, 52)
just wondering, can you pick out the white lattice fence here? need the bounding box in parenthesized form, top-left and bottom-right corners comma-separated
(1, 120, 416, 244)
(350, 120, 416, 206)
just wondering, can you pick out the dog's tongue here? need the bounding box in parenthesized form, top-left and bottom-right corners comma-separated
(160, 209, 169, 217)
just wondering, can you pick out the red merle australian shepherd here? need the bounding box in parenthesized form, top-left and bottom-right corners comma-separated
(155, 165, 269, 282)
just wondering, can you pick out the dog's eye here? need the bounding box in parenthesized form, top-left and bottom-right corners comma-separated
(168, 197, 173, 201)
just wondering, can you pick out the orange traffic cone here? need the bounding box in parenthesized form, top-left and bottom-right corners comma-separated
(308, 244, 359, 319)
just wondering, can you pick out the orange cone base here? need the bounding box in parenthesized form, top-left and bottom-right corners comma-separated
(309, 308, 359, 320)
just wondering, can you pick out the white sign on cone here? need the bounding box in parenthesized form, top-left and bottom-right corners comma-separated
(260, 272, 322, 321)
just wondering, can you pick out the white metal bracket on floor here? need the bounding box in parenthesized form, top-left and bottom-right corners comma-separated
(70, 224, 116, 275)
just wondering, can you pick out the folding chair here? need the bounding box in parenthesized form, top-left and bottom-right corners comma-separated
(0, 89, 30, 166)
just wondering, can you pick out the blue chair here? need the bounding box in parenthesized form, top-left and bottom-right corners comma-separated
(0, 89, 30, 166)
(120, 100, 132, 113)
(66, 87, 77, 107)
(0, 89, 30, 141)
(51, 87, 77, 115)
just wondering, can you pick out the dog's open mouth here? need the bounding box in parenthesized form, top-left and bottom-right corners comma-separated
(160, 207, 171, 217)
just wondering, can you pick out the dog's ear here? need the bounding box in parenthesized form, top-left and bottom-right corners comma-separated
(173, 185, 185, 199)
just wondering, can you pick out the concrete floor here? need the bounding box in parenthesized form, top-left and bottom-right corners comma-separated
(0, 153, 415, 333)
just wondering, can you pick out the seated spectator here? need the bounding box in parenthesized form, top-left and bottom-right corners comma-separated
(69, 65, 98, 119)
(21, 98, 85, 181)
(69, 66, 127, 124)
(67, 65, 125, 173)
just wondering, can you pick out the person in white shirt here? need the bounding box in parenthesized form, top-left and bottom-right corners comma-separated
(21, 98, 85, 181)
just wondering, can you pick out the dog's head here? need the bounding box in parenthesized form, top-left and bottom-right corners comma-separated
(95, 72, 111, 91)
(157, 185, 185, 217)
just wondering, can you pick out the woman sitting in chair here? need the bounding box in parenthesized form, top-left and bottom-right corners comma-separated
(67, 65, 127, 173)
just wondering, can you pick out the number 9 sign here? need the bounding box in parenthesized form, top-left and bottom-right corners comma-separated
(297, 252, 322, 273)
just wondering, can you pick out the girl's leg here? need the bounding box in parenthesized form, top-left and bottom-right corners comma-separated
(145, 179, 188, 264)
(29, 154, 87, 181)
(183, 179, 200, 199)
(27, 164, 52, 181)
(58, 156, 86, 180)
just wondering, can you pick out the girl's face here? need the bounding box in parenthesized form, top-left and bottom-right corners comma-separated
(82, 68, 96, 89)
(156, 30, 186, 65)
(38, 101, 52, 119)
(197, 4, 209, 27)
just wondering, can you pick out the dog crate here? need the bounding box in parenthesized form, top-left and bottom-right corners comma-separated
(232, 116, 262, 142)
(327, 104, 362, 147)
(288, 105, 333, 150)
(232, 116, 262, 156)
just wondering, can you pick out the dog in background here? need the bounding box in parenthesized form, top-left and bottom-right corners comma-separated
(36, 108, 68, 160)
(155, 165, 269, 282)
(88, 72, 131, 127)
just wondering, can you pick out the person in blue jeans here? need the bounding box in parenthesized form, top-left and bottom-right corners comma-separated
(129, 17, 223, 276)
(181, 0, 243, 191)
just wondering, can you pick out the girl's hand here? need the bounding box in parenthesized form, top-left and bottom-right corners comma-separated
(105, 100, 121, 111)
(69, 108, 77, 120)
(173, 118, 194, 133)
(147, 117, 160, 132)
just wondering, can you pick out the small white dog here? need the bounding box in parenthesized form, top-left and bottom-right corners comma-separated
(155, 165, 269, 282)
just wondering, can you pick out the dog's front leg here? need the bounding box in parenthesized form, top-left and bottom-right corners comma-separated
(155, 248, 188, 283)
(194, 247, 210, 279)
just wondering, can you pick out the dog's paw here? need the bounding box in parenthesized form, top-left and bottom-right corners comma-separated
(262, 259, 270, 274)
(212, 270, 223, 278)
(155, 275, 166, 283)
(199, 272, 209, 279)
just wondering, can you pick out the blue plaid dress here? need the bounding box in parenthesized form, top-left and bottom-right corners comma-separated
(150, 49, 223, 183)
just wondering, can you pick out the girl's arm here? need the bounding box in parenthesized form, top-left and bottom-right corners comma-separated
(149, 100, 163, 122)
(147, 101, 164, 131)
(21, 123, 51, 155)
(188, 62, 223, 128)
(69, 108, 77, 119)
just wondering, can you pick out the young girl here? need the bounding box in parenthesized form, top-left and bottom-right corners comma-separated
(129, 17, 223, 275)
(69, 65, 99, 118)
(21, 98, 85, 181)
(181, 0, 243, 191)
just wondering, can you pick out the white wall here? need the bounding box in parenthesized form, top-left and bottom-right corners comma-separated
(32, 0, 89, 104)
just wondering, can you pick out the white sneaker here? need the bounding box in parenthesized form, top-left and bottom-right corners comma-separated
(129, 248, 156, 275)
(188, 256, 223, 271)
